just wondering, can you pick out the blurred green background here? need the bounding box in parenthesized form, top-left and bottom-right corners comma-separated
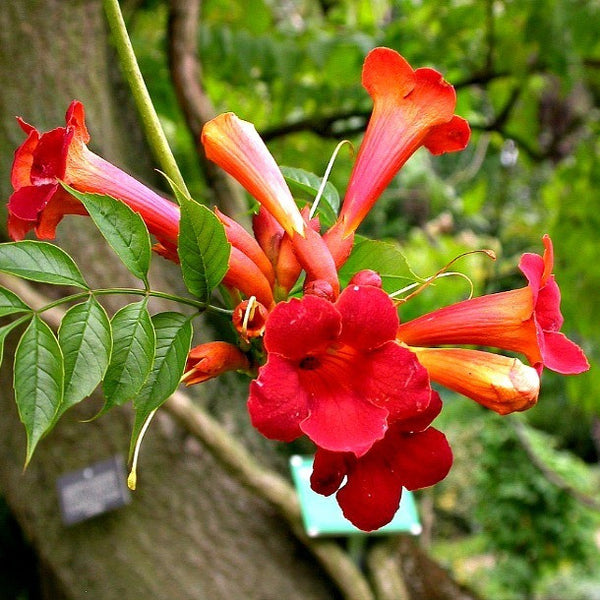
(2, 0, 599, 598)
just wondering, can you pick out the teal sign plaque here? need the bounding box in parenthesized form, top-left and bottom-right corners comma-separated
(289, 455, 422, 537)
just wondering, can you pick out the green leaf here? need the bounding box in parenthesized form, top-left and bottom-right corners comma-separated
(14, 315, 64, 466)
(0, 241, 88, 289)
(338, 238, 416, 294)
(178, 196, 230, 302)
(102, 300, 155, 410)
(0, 286, 31, 317)
(57, 296, 112, 419)
(0, 316, 31, 371)
(281, 165, 340, 225)
(129, 312, 193, 459)
(62, 185, 152, 286)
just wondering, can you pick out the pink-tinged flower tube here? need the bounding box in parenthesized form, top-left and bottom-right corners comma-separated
(410, 347, 540, 415)
(397, 235, 589, 375)
(215, 207, 275, 288)
(202, 113, 305, 237)
(222, 247, 275, 309)
(8, 100, 180, 257)
(182, 342, 250, 386)
(325, 47, 470, 265)
(311, 392, 452, 531)
(202, 112, 340, 297)
(247, 283, 432, 457)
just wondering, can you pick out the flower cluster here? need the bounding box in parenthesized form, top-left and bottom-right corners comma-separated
(7, 47, 588, 531)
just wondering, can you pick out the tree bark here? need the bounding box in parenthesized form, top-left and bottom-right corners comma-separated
(0, 2, 337, 598)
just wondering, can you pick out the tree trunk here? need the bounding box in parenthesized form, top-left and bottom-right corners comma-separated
(0, 2, 337, 598)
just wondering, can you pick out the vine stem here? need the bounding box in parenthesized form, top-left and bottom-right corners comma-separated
(33, 287, 232, 317)
(102, 0, 190, 197)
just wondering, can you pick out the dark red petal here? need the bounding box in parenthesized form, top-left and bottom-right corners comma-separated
(336, 284, 398, 350)
(392, 427, 453, 491)
(16, 116, 36, 135)
(35, 185, 87, 240)
(336, 440, 404, 531)
(8, 183, 57, 221)
(395, 391, 443, 433)
(535, 277, 563, 332)
(423, 115, 471, 155)
(65, 100, 91, 143)
(247, 355, 309, 442)
(7, 214, 33, 241)
(541, 331, 589, 375)
(263, 295, 341, 360)
(29, 127, 70, 184)
(310, 449, 351, 496)
(362, 342, 432, 421)
(301, 387, 389, 456)
(11, 127, 39, 189)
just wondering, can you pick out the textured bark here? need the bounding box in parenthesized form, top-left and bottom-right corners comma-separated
(0, 2, 337, 599)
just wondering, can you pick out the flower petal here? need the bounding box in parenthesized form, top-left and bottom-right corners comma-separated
(11, 127, 39, 190)
(395, 390, 443, 433)
(310, 449, 350, 496)
(391, 426, 453, 490)
(248, 355, 309, 442)
(335, 438, 404, 531)
(535, 277, 563, 332)
(361, 342, 432, 421)
(335, 284, 399, 349)
(423, 115, 471, 155)
(65, 99, 91, 143)
(263, 295, 341, 360)
(301, 386, 389, 456)
(541, 331, 589, 375)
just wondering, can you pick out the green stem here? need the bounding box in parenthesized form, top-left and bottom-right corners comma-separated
(34, 288, 232, 316)
(102, 0, 190, 197)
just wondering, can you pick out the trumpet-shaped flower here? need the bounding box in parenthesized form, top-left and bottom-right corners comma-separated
(325, 47, 470, 265)
(8, 101, 180, 258)
(247, 281, 432, 457)
(397, 235, 589, 375)
(202, 112, 340, 296)
(182, 342, 250, 386)
(409, 347, 540, 415)
(310, 391, 452, 531)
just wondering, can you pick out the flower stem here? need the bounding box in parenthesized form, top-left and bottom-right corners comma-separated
(102, 0, 190, 197)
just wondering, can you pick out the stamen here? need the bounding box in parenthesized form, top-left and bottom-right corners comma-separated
(241, 295, 257, 339)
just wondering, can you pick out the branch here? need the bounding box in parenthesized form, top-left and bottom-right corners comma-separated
(167, 0, 248, 222)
